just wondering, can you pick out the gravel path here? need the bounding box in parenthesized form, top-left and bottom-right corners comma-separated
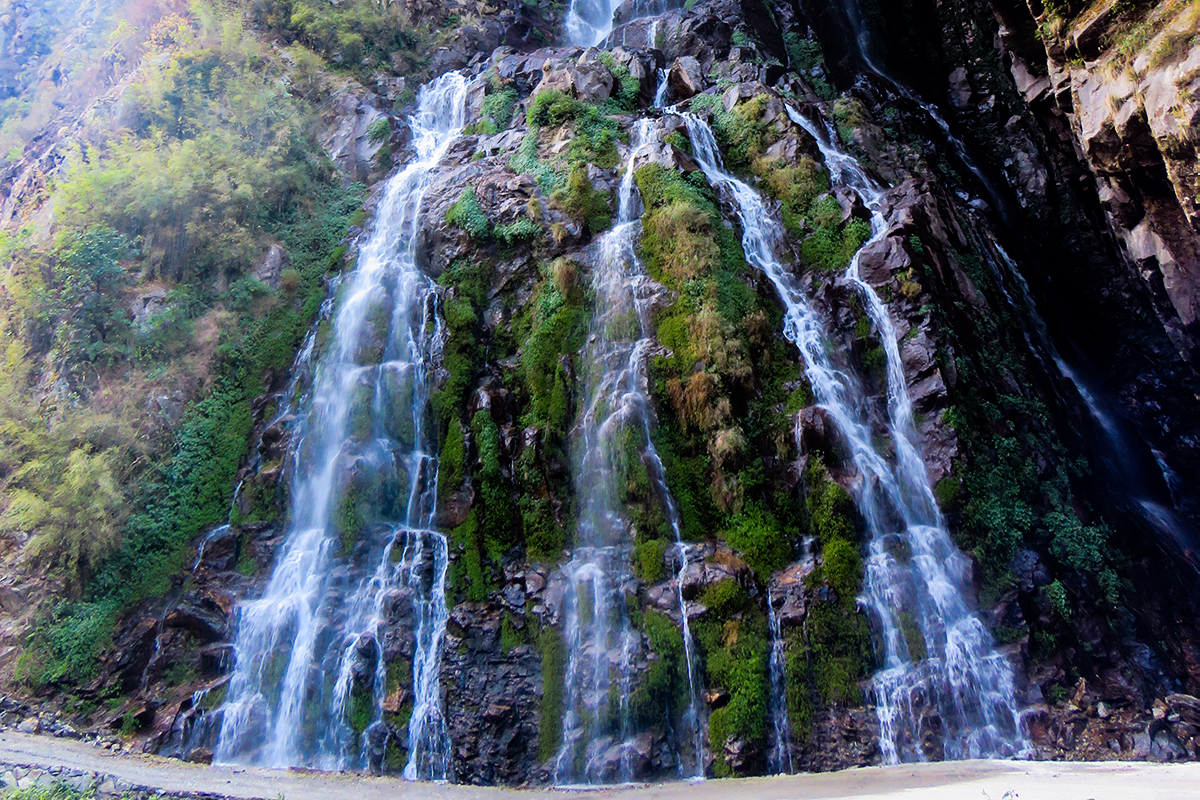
(1, 731, 1198, 799)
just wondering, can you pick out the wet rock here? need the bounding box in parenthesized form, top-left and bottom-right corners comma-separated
(165, 591, 231, 643)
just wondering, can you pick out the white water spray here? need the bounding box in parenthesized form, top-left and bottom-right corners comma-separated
(212, 72, 466, 778)
(555, 119, 705, 784)
(680, 107, 1027, 764)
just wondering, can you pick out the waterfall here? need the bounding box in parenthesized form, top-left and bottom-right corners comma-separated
(564, 0, 622, 47)
(211, 72, 466, 778)
(555, 120, 705, 783)
(679, 109, 1028, 763)
(766, 589, 793, 775)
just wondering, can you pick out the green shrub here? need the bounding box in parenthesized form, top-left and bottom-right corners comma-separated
(445, 187, 491, 240)
(724, 504, 791, 580)
(538, 625, 567, 760)
(481, 87, 518, 129)
(634, 538, 669, 583)
(495, 217, 542, 245)
(366, 117, 391, 144)
(1044, 579, 1071, 620)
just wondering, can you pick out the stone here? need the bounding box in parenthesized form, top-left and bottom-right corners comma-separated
(1134, 729, 1153, 758)
(254, 244, 288, 290)
(667, 56, 704, 100)
(17, 716, 39, 733)
(947, 67, 972, 109)
(129, 288, 170, 330)
(1167, 694, 1200, 725)
(321, 85, 386, 182)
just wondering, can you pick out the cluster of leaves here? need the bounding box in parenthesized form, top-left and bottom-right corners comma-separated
(937, 243, 1125, 627)
(246, 0, 435, 80)
(695, 580, 770, 776)
(3, 3, 367, 688)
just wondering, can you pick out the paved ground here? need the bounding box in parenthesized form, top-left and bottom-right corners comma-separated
(1, 730, 1198, 799)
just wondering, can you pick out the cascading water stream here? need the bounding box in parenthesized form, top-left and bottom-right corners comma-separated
(981, 241, 1199, 568)
(564, 0, 623, 46)
(211, 72, 466, 779)
(555, 119, 704, 784)
(766, 588, 793, 775)
(679, 108, 1028, 764)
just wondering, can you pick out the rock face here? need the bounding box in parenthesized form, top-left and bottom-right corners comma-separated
(322, 85, 389, 183)
(4, 0, 1200, 788)
(1060, 19, 1200, 361)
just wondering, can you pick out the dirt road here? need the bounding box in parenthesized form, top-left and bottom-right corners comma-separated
(1, 730, 1197, 799)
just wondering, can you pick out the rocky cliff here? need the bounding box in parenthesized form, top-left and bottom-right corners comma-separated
(1, 0, 1200, 787)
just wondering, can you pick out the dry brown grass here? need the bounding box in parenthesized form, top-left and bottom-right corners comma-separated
(645, 201, 720, 284)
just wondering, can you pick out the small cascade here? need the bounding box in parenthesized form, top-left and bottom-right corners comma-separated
(653, 67, 670, 109)
(766, 589, 792, 775)
(981, 242, 1200, 568)
(563, 0, 623, 47)
(212, 72, 466, 777)
(680, 109, 1028, 763)
(555, 119, 704, 783)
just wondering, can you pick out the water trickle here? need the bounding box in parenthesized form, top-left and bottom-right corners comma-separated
(653, 67, 669, 109)
(680, 109, 1028, 764)
(212, 71, 466, 778)
(555, 119, 704, 784)
(766, 589, 793, 775)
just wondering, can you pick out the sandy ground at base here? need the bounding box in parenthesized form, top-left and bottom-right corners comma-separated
(1, 731, 1196, 800)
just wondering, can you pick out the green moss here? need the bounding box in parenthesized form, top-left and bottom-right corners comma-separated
(438, 417, 466, 501)
(689, 93, 768, 174)
(335, 482, 367, 557)
(521, 494, 565, 563)
(822, 537, 861, 600)
(538, 624, 567, 760)
(553, 165, 612, 235)
(509, 130, 565, 193)
(449, 510, 487, 602)
(472, 409, 517, 550)
(783, 629, 813, 742)
(805, 453, 857, 545)
(631, 610, 689, 726)
(934, 476, 961, 507)
(752, 156, 829, 239)
(634, 538, 669, 583)
(899, 611, 927, 661)
(800, 211, 871, 272)
(501, 613, 526, 653)
(805, 602, 870, 705)
(348, 681, 373, 737)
